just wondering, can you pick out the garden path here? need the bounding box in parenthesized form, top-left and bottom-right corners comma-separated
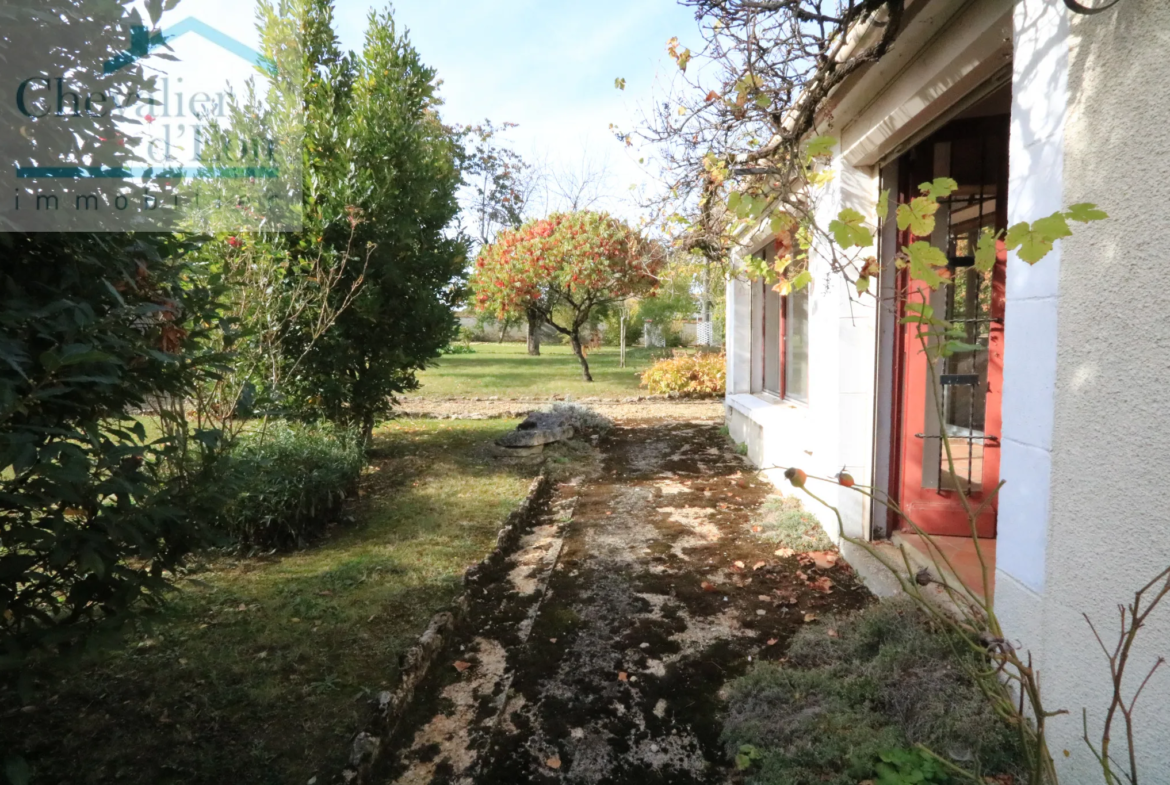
(380, 420, 869, 784)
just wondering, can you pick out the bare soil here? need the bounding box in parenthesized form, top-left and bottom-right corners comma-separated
(397, 397, 724, 423)
(377, 420, 871, 785)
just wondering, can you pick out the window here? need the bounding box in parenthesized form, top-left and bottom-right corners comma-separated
(755, 240, 809, 402)
(762, 277, 782, 395)
(785, 286, 809, 401)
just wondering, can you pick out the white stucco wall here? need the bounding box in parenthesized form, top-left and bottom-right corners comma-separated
(725, 145, 879, 542)
(1039, 0, 1170, 779)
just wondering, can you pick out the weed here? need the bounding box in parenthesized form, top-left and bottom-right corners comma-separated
(721, 599, 1023, 784)
(752, 494, 833, 552)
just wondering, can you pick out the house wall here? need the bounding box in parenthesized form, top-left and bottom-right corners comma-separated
(725, 150, 879, 542)
(725, 0, 1012, 543)
(998, 0, 1170, 779)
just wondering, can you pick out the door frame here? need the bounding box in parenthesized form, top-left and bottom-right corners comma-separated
(881, 116, 1009, 539)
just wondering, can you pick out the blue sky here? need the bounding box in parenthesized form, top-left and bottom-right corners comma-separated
(334, 0, 702, 217)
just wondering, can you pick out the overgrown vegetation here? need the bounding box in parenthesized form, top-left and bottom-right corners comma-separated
(215, 424, 364, 550)
(0, 419, 535, 785)
(0, 233, 226, 675)
(640, 350, 726, 396)
(752, 494, 833, 552)
(722, 600, 1024, 785)
(1, 0, 468, 677)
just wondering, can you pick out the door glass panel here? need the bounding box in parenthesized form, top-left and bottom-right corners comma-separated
(937, 161, 998, 493)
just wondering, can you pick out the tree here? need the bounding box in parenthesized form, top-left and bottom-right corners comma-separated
(279, 4, 466, 441)
(0, 0, 230, 671)
(471, 211, 663, 381)
(459, 122, 545, 354)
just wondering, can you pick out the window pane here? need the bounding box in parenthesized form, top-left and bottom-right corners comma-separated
(763, 280, 781, 394)
(785, 287, 809, 401)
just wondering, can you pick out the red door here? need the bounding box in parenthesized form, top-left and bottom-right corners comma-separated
(893, 122, 1008, 538)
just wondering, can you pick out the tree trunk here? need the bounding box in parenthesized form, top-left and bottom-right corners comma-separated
(498, 317, 511, 344)
(526, 309, 542, 356)
(570, 332, 593, 382)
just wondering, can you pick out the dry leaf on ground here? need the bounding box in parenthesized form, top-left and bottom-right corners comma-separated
(546, 756, 562, 769)
(453, 661, 472, 672)
(808, 576, 834, 593)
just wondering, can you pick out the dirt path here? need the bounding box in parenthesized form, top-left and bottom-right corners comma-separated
(398, 397, 724, 423)
(379, 420, 870, 785)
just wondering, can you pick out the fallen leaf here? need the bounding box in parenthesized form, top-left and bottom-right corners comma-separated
(752, 561, 767, 571)
(809, 551, 839, 570)
(751, 525, 763, 533)
(617, 672, 629, 682)
(732, 560, 746, 571)
(795, 570, 808, 581)
(453, 661, 472, 672)
(809, 576, 834, 594)
(700, 580, 718, 592)
(827, 628, 839, 638)
(772, 588, 798, 604)
(546, 756, 562, 770)
(549, 638, 558, 643)
(758, 595, 771, 602)
(766, 638, 779, 646)
(774, 547, 795, 558)
(803, 613, 818, 623)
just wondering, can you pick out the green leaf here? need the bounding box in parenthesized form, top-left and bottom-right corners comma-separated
(755, 93, 772, 108)
(904, 242, 946, 288)
(877, 189, 890, 219)
(804, 135, 836, 159)
(5, 756, 30, 785)
(856, 276, 870, 294)
(614, 77, 626, 90)
(790, 269, 813, 291)
(1066, 202, 1108, 223)
(974, 228, 999, 273)
(727, 192, 741, 214)
(677, 49, 692, 72)
(1004, 221, 1055, 265)
(919, 177, 958, 199)
(829, 207, 873, 249)
(770, 212, 795, 234)
(1032, 211, 1073, 241)
(896, 196, 939, 237)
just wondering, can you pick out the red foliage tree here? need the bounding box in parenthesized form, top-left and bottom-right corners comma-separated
(470, 211, 663, 380)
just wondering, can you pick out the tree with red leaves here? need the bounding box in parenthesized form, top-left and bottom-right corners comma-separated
(470, 211, 663, 381)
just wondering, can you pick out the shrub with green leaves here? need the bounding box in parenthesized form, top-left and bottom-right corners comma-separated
(722, 599, 1023, 784)
(216, 424, 364, 549)
(639, 351, 726, 396)
(0, 232, 228, 673)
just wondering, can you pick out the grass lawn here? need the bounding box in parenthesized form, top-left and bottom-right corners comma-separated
(410, 342, 677, 399)
(2, 419, 536, 785)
